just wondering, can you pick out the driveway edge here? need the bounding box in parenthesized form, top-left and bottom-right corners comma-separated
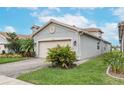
(0, 75, 33, 85)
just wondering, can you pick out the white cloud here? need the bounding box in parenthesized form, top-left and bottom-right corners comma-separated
(71, 7, 97, 10)
(48, 7, 60, 12)
(113, 8, 124, 20)
(25, 7, 39, 10)
(30, 7, 61, 17)
(5, 7, 39, 11)
(100, 23, 118, 41)
(18, 7, 39, 11)
(33, 13, 97, 28)
(4, 26, 16, 33)
(39, 9, 52, 16)
(112, 35, 118, 40)
(30, 10, 50, 17)
(30, 7, 98, 28)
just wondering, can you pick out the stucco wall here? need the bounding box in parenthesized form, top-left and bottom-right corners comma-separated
(0, 35, 8, 44)
(33, 23, 79, 57)
(0, 35, 8, 54)
(103, 42, 111, 53)
(80, 34, 111, 59)
(80, 35, 101, 59)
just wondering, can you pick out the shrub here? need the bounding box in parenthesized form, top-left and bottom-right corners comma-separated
(2, 50, 6, 54)
(103, 51, 124, 73)
(0, 53, 22, 58)
(20, 51, 35, 57)
(46, 45, 77, 69)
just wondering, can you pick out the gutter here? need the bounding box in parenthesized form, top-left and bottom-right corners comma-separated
(78, 30, 111, 45)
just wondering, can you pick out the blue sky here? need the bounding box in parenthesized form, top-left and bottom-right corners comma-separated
(0, 7, 124, 46)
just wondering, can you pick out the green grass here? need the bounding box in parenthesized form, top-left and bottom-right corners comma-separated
(0, 57, 27, 64)
(17, 56, 124, 85)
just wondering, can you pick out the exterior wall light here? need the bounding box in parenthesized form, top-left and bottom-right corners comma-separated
(73, 41, 77, 46)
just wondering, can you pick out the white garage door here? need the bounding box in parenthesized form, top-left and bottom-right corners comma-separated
(38, 40, 71, 58)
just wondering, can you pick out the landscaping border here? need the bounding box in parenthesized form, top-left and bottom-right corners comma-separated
(106, 66, 124, 80)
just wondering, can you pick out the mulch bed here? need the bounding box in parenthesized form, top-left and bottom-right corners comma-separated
(109, 67, 124, 79)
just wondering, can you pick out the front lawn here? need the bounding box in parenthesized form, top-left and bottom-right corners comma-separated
(17, 56, 124, 85)
(0, 57, 27, 64)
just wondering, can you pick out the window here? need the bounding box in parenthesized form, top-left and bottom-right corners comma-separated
(104, 47, 106, 50)
(97, 42, 100, 50)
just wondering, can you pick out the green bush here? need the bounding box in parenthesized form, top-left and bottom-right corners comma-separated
(46, 45, 77, 69)
(103, 51, 124, 73)
(19, 39, 35, 57)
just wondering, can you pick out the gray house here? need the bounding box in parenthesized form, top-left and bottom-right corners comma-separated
(32, 19, 111, 60)
(0, 32, 30, 54)
(118, 21, 124, 51)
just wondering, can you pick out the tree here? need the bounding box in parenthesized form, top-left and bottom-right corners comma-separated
(6, 32, 21, 53)
(19, 39, 34, 57)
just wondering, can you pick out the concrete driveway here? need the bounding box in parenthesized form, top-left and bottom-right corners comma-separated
(0, 58, 89, 85)
(0, 58, 50, 78)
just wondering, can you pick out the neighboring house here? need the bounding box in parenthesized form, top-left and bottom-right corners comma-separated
(32, 19, 111, 60)
(118, 21, 124, 51)
(82, 28, 104, 38)
(112, 45, 120, 51)
(0, 32, 30, 54)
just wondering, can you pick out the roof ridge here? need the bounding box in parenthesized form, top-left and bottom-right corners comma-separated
(50, 19, 81, 30)
(31, 19, 110, 44)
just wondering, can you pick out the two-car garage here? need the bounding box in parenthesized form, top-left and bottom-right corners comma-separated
(38, 39, 71, 58)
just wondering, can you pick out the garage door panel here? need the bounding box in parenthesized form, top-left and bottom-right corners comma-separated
(39, 40, 71, 58)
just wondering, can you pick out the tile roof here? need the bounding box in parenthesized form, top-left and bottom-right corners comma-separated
(32, 19, 104, 36)
(31, 19, 110, 44)
(17, 34, 31, 39)
(0, 32, 31, 39)
(82, 28, 104, 33)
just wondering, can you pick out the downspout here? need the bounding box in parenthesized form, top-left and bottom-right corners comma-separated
(122, 34, 124, 52)
(77, 30, 83, 60)
(98, 39, 102, 55)
(99, 39, 102, 55)
(119, 23, 124, 52)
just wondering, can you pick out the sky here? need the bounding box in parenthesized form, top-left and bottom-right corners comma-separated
(0, 7, 124, 46)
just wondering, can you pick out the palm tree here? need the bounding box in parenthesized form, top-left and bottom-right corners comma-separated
(20, 39, 34, 57)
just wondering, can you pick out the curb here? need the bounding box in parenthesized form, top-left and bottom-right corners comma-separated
(106, 66, 124, 80)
